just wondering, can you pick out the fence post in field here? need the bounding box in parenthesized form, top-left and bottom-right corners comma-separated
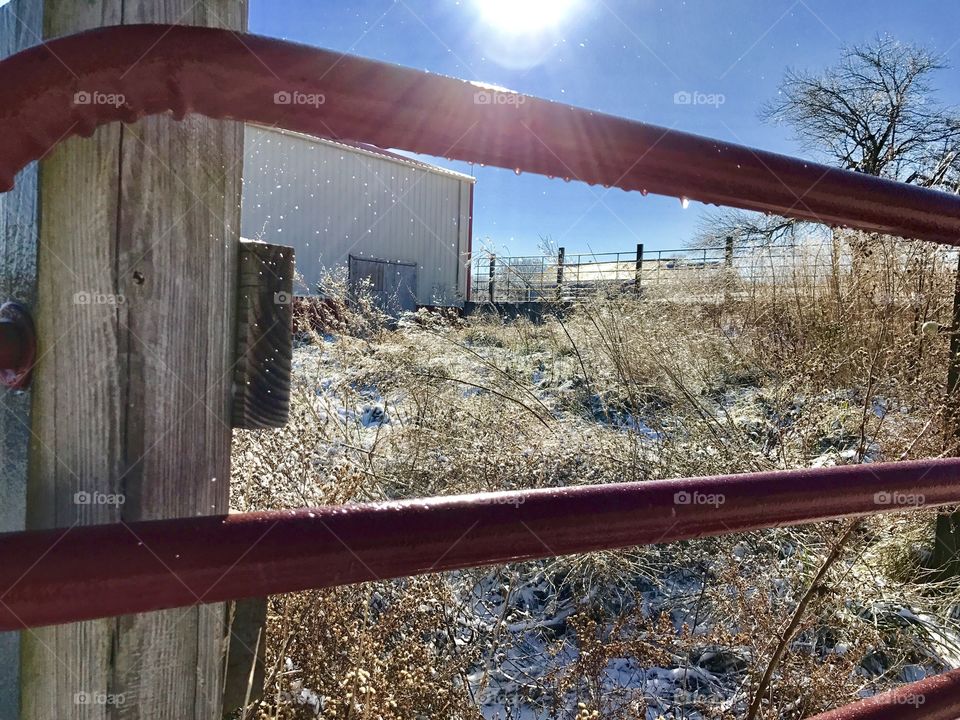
(505, 258, 511, 301)
(932, 254, 960, 579)
(829, 229, 844, 320)
(488, 254, 496, 303)
(947, 256, 960, 449)
(556, 246, 565, 302)
(723, 237, 735, 302)
(0, 1, 41, 711)
(635, 243, 644, 295)
(19, 2, 247, 719)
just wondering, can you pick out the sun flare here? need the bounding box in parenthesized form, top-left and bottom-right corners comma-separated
(475, 0, 577, 35)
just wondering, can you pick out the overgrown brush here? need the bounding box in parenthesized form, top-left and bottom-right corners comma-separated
(231, 237, 960, 719)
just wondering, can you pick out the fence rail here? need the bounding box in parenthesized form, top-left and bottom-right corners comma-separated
(1, 458, 959, 631)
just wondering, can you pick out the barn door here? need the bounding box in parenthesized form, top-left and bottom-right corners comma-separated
(348, 255, 418, 316)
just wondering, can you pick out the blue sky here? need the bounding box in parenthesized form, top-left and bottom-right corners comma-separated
(251, 1, 960, 256)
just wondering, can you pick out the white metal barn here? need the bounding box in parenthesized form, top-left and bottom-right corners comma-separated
(241, 124, 475, 311)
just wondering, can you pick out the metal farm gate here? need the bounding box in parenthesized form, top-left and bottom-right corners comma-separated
(2, 19, 960, 719)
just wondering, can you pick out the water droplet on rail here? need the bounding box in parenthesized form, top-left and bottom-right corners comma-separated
(514, 168, 522, 175)
(680, 196, 690, 209)
(563, 177, 571, 183)
(640, 188, 649, 196)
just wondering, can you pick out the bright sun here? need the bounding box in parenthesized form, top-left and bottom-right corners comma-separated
(476, 0, 577, 34)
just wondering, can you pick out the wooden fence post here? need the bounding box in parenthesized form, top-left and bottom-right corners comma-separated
(932, 254, 960, 579)
(488, 254, 496, 303)
(556, 247, 565, 302)
(0, 1, 41, 713)
(634, 243, 643, 295)
(723, 237, 735, 303)
(20, 2, 247, 718)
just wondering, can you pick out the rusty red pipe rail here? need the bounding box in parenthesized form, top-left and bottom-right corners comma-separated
(806, 667, 960, 719)
(2, 24, 960, 244)
(0, 457, 957, 631)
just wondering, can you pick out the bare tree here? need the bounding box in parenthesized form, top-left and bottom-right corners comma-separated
(694, 209, 810, 248)
(699, 36, 960, 247)
(762, 35, 960, 187)
(756, 37, 960, 579)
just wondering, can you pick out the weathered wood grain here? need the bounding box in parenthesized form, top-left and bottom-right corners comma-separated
(21, 2, 247, 718)
(0, 1, 42, 713)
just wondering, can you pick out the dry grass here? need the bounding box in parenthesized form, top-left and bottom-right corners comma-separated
(230, 235, 960, 720)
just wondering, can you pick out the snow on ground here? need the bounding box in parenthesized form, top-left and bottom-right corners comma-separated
(271, 321, 960, 719)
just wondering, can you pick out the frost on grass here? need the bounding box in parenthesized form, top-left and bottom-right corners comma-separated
(231, 245, 960, 719)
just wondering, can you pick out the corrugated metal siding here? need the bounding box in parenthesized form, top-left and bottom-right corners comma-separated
(241, 125, 473, 306)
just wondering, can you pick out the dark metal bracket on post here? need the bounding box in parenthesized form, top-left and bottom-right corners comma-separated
(0, 301, 35, 390)
(222, 595, 267, 717)
(232, 240, 294, 429)
(225, 241, 291, 710)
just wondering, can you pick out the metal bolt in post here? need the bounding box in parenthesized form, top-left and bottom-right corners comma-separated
(0, 302, 35, 390)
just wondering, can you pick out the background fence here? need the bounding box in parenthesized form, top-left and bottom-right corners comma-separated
(470, 240, 960, 304)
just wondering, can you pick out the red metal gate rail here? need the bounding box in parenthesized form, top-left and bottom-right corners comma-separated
(2, 25, 960, 244)
(0, 458, 957, 630)
(807, 667, 960, 720)
(2, 24, 960, 720)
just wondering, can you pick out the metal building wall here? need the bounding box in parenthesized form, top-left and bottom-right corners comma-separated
(241, 125, 474, 305)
